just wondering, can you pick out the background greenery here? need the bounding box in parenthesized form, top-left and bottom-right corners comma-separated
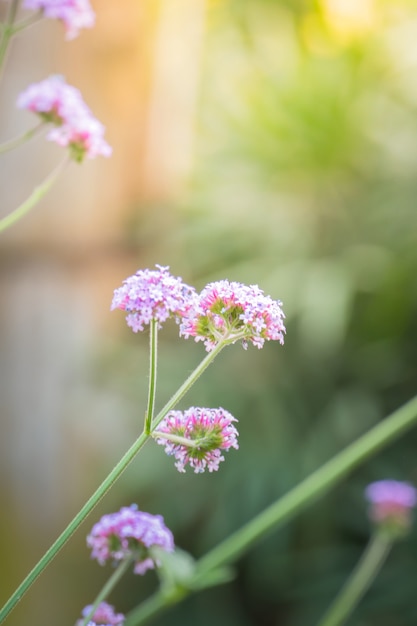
(2, 1, 417, 625)
(98, 1, 417, 624)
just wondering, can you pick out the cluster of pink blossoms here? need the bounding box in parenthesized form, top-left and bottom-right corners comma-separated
(365, 480, 417, 535)
(112, 268, 286, 351)
(23, 0, 95, 40)
(87, 505, 174, 575)
(17, 75, 111, 161)
(111, 265, 196, 332)
(155, 407, 239, 473)
(75, 602, 124, 626)
(180, 280, 286, 351)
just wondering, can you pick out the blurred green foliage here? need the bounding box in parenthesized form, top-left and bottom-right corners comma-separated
(107, 0, 417, 624)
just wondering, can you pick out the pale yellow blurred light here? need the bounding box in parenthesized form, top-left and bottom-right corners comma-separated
(321, 0, 377, 40)
(142, 0, 207, 200)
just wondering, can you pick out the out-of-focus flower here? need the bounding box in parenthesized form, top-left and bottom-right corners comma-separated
(17, 75, 111, 161)
(17, 75, 84, 125)
(75, 602, 124, 626)
(155, 407, 239, 473)
(111, 265, 196, 332)
(23, 0, 95, 40)
(48, 115, 112, 161)
(365, 480, 417, 536)
(180, 280, 285, 351)
(87, 505, 174, 575)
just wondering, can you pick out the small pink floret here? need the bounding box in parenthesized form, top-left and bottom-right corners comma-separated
(17, 75, 111, 160)
(156, 407, 239, 474)
(180, 279, 285, 351)
(111, 265, 196, 332)
(23, 0, 95, 40)
(87, 505, 174, 574)
(365, 480, 417, 527)
(365, 480, 417, 508)
(76, 602, 124, 626)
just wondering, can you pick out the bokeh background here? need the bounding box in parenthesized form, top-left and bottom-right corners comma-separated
(1, 0, 417, 624)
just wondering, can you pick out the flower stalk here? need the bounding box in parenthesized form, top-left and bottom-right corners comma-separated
(144, 319, 158, 434)
(80, 558, 134, 626)
(0, 0, 20, 75)
(152, 431, 202, 448)
(9, 9, 43, 35)
(317, 532, 392, 626)
(0, 341, 225, 623)
(195, 394, 417, 577)
(0, 154, 70, 233)
(124, 393, 417, 626)
(0, 121, 44, 154)
(150, 340, 226, 431)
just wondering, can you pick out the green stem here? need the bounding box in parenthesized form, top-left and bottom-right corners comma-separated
(317, 533, 392, 626)
(80, 558, 134, 626)
(0, 122, 45, 154)
(125, 393, 417, 626)
(152, 431, 201, 448)
(0, 154, 69, 234)
(125, 590, 173, 626)
(195, 394, 417, 576)
(0, 0, 20, 75)
(144, 319, 158, 434)
(150, 341, 226, 431)
(0, 342, 225, 624)
(0, 431, 149, 625)
(10, 9, 43, 35)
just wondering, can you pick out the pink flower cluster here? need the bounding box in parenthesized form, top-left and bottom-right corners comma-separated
(365, 480, 417, 535)
(87, 505, 174, 575)
(111, 265, 196, 332)
(180, 279, 286, 351)
(75, 602, 124, 626)
(155, 407, 239, 473)
(17, 75, 111, 161)
(112, 268, 286, 351)
(23, 0, 95, 40)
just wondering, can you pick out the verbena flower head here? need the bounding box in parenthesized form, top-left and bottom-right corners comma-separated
(180, 279, 285, 351)
(111, 265, 196, 332)
(87, 505, 174, 575)
(155, 407, 239, 473)
(17, 75, 111, 161)
(365, 480, 417, 537)
(23, 0, 95, 40)
(75, 602, 124, 626)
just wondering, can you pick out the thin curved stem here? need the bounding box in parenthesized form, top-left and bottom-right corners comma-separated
(195, 394, 417, 577)
(0, 121, 45, 154)
(150, 341, 226, 431)
(0, 154, 69, 234)
(0, 343, 225, 624)
(125, 393, 417, 626)
(11, 9, 43, 34)
(317, 533, 392, 626)
(0, 431, 149, 625)
(80, 557, 134, 626)
(125, 590, 172, 626)
(152, 431, 202, 448)
(144, 319, 158, 434)
(0, 0, 20, 76)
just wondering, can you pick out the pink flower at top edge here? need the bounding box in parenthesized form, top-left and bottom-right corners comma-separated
(155, 407, 239, 473)
(87, 505, 174, 575)
(111, 265, 197, 332)
(365, 479, 417, 535)
(180, 279, 286, 351)
(17, 75, 111, 161)
(23, 0, 95, 40)
(75, 602, 124, 626)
